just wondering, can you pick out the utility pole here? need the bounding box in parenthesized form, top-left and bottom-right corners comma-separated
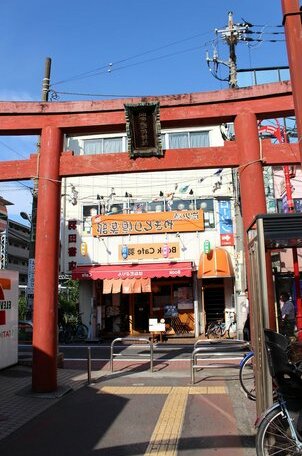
(26, 57, 52, 319)
(42, 57, 52, 102)
(207, 11, 248, 88)
(226, 12, 238, 88)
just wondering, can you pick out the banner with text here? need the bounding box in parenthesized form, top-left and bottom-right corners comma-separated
(118, 242, 180, 260)
(92, 210, 204, 237)
(218, 200, 234, 246)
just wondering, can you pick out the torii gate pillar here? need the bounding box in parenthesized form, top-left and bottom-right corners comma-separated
(235, 112, 276, 331)
(32, 126, 62, 393)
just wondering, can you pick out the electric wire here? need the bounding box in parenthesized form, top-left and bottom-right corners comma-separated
(51, 43, 209, 99)
(0, 139, 28, 160)
(51, 31, 213, 87)
(247, 30, 285, 35)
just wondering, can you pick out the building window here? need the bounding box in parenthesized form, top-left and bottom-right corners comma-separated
(67, 129, 212, 156)
(196, 199, 215, 228)
(83, 137, 124, 155)
(82, 205, 98, 233)
(161, 130, 210, 149)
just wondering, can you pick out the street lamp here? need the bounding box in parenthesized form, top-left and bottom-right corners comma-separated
(20, 212, 31, 223)
(20, 211, 35, 320)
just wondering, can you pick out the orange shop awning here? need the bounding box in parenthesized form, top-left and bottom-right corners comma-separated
(72, 262, 192, 280)
(197, 248, 234, 279)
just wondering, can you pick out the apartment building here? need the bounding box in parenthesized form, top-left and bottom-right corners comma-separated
(60, 124, 244, 339)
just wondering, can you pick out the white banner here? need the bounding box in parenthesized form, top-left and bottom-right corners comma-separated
(0, 270, 19, 369)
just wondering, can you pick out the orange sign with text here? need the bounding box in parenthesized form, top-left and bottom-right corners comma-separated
(92, 210, 204, 237)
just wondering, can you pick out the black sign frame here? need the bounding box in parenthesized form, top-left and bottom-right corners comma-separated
(125, 102, 163, 158)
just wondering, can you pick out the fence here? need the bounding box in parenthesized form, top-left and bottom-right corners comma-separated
(110, 337, 154, 373)
(191, 339, 250, 384)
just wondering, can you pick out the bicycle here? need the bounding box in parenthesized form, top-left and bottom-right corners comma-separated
(240, 346, 302, 403)
(205, 312, 237, 339)
(205, 319, 226, 339)
(239, 351, 256, 401)
(60, 312, 89, 344)
(255, 328, 302, 455)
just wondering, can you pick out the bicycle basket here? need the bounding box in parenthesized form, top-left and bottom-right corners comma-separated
(264, 328, 290, 352)
(264, 329, 302, 398)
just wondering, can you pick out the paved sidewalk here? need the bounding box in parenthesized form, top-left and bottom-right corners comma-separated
(0, 364, 88, 441)
(0, 358, 256, 455)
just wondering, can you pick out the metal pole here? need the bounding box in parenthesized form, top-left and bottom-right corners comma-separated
(110, 339, 118, 372)
(193, 272, 199, 338)
(191, 353, 195, 384)
(150, 341, 153, 372)
(87, 346, 91, 384)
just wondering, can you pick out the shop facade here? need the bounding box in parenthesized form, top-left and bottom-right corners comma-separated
(61, 126, 242, 338)
(73, 262, 197, 337)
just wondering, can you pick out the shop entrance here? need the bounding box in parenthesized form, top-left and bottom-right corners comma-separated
(133, 293, 150, 332)
(101, 293, 130, 335)
(203, 279, 225, 327)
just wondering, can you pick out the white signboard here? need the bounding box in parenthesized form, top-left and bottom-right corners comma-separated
(0, 270, 19, 369)
(149, 319, 165, 332)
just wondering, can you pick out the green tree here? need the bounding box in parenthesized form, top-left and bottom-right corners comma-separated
(58, 279, 79, 322)
(18, 295, 27, 320)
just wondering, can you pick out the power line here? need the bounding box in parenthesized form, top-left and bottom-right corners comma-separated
(247, 30, 284, 35)
(250, 24, 283, 28)
(0, 183, 33, 191)
(52, 91, 147, 98)
(51, 43, 208, 97)
(0, 139, 28, 159)
(244, 38, 285, 43)
(51, 31, 212, 88)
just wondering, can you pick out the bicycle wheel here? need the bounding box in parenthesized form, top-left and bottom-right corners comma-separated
(256, 405, 301, 455)
(239, 352, 256, 401)
(75, 323, 88, 341)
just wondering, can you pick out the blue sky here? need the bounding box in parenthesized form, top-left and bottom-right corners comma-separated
(0, 0, 288, 222)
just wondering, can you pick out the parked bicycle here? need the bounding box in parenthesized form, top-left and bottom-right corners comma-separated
(255, 329, 302, 455)
(239, 351, 256, 401)
(59, 312, 88, 344)
(205, 311, 237, 339)
(240, 346, 302, 403)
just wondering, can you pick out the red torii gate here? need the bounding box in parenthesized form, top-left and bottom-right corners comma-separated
(0, 82, 300, 392)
